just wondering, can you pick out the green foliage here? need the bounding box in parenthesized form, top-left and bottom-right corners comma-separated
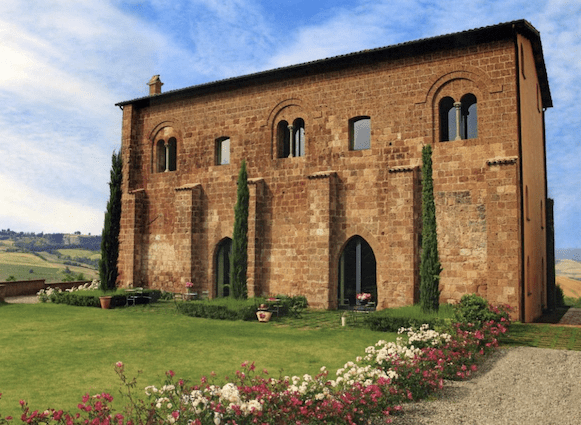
(453, 294, 510, 329)
(231, 160, 249, 299)
(6, 275, 16, 282)
(420, 144, 442, 313)
(176, 297, 266, 321)
(49, 289, 161, 308)
(175, 295, 309, 321)
(363, 304, 454, 332)
(0, 302, 385, 418)
(556, 284, 566, 307)
(99, 150, 123, 292)
(564, 296, 581, 308)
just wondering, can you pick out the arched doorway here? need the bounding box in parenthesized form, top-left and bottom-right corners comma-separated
(215, 238, 232, 297)
(338, 236, 377, 307)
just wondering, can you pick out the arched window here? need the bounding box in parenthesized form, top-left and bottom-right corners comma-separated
(155, 137, 177, 172)
(216, 137, 230, 165)
(460, 94, 477, 140)
(439, 94, 477, 141)
(439, 97, 456, 142)
(293, 118, 305, 157)
(156, 139, 166, 172)
(349, 116, 371, 150)
(167, 137, 177, 171)
(277, 120, 290, 158)
(215, 238, 232, 298)
(338, 236, 377, 307)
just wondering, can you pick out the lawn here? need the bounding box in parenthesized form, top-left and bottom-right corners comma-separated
(0, 250, 98, 282)
(0, 301, 390, 419)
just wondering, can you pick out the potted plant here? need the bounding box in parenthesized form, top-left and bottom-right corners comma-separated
(99, 295, 112, 309)
(185, 281, 195, 300)
(256, 303, 272, 322)
(356, 292, 372, 305)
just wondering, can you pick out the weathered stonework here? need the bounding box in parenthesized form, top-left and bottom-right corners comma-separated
(116, 20, 552, 322)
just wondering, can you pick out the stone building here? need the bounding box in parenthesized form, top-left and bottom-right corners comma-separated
(115, 20, 552, 322)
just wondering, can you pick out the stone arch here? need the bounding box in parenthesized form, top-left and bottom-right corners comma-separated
(213, 237, 232, 298)
(337, 235, 377, 307)
(418, 69, 494, 144)
(148, 121, 183, 173)
(334, 227, 384, 308)
(419, 67, 500, 106)
(266, 98, 313, 159)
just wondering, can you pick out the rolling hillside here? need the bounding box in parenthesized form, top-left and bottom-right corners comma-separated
(0, 240, 99, 282)
(556, 259, 581, 298)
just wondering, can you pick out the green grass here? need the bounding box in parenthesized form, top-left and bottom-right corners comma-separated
(500, 322, 581, 351)
(379, 303, 456, 320)
(57, 249, 101, 261)
(0, 301, 390, 418)
(0, 250, 98, 282)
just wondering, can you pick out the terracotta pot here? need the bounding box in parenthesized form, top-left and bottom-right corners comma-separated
(256, 311, 272, 322)
(99, 296, 112, 309)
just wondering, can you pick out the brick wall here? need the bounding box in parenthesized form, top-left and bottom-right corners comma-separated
(117, 33, 547, 320)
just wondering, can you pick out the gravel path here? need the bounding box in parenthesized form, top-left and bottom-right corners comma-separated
(388, 346, 581, 425)
(4, 295, 38, 304)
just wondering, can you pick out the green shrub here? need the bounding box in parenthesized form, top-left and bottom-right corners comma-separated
(175, 298, 257, 321)
(363, 304, 453, 332)
(49, 289, 161, 308)
(175, 295, 309, 321)
(556, 284, 566, 307)
(453, 294, 509, 328)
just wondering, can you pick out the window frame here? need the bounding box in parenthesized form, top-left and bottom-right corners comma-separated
(215, 136, 231, 166)
(349, 116, 371, 151)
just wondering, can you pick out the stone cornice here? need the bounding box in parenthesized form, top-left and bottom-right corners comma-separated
(486, 156, 518, 166)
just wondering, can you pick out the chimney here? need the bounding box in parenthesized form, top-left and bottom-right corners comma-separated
(147, 75, 163, 96)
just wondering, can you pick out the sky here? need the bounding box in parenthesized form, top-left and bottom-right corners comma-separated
(0, 0, 579, 249)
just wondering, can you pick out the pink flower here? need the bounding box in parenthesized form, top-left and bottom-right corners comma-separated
(166, 370, 175, 378)
(115, 361, 124, 368)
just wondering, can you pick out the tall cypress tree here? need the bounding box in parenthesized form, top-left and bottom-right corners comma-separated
(231, 160, 249, 299)
(420, 144, 442, 312)
(99, 150, 123, 292)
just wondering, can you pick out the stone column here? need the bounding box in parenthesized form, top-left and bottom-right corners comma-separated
(454, 101, 462, 141)
(287, 124, 294, 157)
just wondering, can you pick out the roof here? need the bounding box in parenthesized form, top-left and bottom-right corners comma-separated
(116, 19, 552, 109)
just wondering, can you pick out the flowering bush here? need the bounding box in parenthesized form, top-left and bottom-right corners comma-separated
(37, 280, 100, 303)
(0, 302, 511, 425)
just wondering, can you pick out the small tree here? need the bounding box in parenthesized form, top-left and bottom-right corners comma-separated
(99, 150, 123, 292)
(420, 144, 442, 312)
(231, 160, 249, 299)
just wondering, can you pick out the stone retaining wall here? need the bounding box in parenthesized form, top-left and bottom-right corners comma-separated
(0, 280, 93, 297)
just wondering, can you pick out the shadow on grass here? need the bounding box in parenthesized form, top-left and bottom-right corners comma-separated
(533, 307, 570, 324)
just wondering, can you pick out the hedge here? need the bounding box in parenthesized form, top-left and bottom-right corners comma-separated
(49, 290, 161, 308)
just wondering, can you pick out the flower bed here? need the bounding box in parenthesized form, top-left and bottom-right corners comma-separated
(0, 299, 511, 424)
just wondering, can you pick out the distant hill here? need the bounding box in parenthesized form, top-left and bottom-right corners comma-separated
(555, 249, 581, 261)
(0, 229, 101, 251)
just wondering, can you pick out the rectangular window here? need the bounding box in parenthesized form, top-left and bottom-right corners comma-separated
(349, 117, 371, 150)
(216, 137, 230, 165)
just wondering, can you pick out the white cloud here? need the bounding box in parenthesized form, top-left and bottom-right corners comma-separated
(0, 174, 104, 234)
(0, 0, 578, 248)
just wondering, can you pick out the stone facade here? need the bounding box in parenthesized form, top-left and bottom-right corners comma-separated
(116, 20, 552, 322)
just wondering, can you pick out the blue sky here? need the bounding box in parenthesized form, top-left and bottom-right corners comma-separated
(0, 0, 579, 249)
